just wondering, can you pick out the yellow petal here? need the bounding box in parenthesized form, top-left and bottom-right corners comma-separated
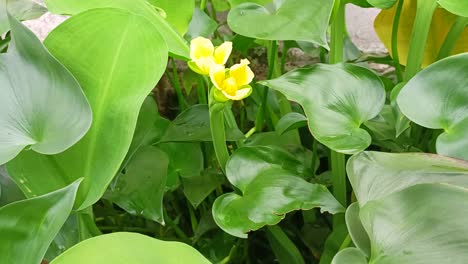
(229, 59, 254, 86)
(210, 64, 226, 90)
(222, 77, 238, 96)
(190, 37, 214, 61)
(214, 42, 233, 65)
(195, 57, 215, 75)
(223, 85, 252, 101)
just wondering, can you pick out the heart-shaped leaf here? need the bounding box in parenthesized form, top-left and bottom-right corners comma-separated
(374, 0, 468, 66)
(397, 53, 468, 160)
(0, 15, 91, 165)
(43, 0, 189, 59)
(51, 232, 211, 264)
(359, 183, 468, 263)
(438, 0, 468, 17)
(213, 145, 344, 238)
(147, 0, 194, 35)
(348, 151, 468, 206)
(345, 203, 370, 257)
(7, 8, 168, 210)
(262, 64, 385, 154)
(0, 180, 80, 264)
(0, 0, 47, 34)
(227, 0, 334, 47)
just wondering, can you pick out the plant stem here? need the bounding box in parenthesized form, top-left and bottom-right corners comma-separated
(329, 0, 347, 229)
(169, 58, 187, 111)
(437, 16, 468, 60)
(197, 76, 208, 104)
(391, 0, 404, 82)
(200, 0, 207, 10)
(209, 98, 229, 173)
(404, 0, 438, 81)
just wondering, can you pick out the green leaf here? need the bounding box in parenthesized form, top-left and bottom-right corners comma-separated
(147, 0, 194, 35)
(106, 146, 169, 224)
(43, 0, 189, 59)
(7, 8, 168, 210)
(227, 0, 334, 47)
(160, 104, 245, 142)
(262, 64, 385, 154)
(185, 7, 218, 40)
(228, 0, 271, 7)
(0, 166, 24, 207)
(345, 203, 370, 257)
(348, 151, 468, 207)
(0, 15, 91, 165)
(346, 0, 373, 8)
(182, 168, 225, 208)
(361, 183, 468, 263)
(367, 0, 396, 9)
(331, 248, 368, 264)
(0, 180, 80, 264)
(397, 53, 468, 160)
(51, 232, 211, 264)
(438, 0, 468, 17)
(275, 112, 308, 135)
(0, 0, 47, 34)
(213, 146, 344, 238)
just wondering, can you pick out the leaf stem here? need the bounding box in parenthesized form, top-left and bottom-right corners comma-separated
(168, 58, 187, 111)
(391, 0, 404, 82)
(437, 16, 468, 60)
(200, 0, 207, 10)
(209, 94, 229, 173)
(330, 0, 345, 64)
(404, 0, 438, 81)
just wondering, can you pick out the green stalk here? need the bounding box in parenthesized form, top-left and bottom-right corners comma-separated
(77, 207, 101, 241)
(437, 16, 468, 60)
(200, 0, 207, 10)
(329, 0, 347, 229)
(197, 76, 208, 104)
(169, 58, 187, 111)
(266, 225, 305, 264)
(209, 97, 229, 173)
(391, 0, 404, 82)
(224, 104, 243, 148)
(404, 0, 438, 80)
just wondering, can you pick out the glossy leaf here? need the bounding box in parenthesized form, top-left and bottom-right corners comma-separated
(360, 183, 468, 263)
(348, 151, 468, 206)
(51, 232, 211, 264)
(106, 146, 169, 224)
(367, 0, 396, 9)
(0, 166, 24, 207)
(213, 146, 344, 238)
(228, 0, 271, 7)
(182, 168, 225, 208)
(0, 180, 80, 264)
(185, 7, 218, 40)
(0, 15, 91, 165)
(438, 0, 468, 17)
(345, 203, 370, 256)
(7, 8, 168, 210)
(160, 104, 245, 142)
(275, 112, 308, 135)
(397, 53, 468, 160)
(331, 248, 367, 264)
(0, 0, 47, 34)
(227, 0, 334, 47)
(147, 0, 194, 35)
(262, 64, 385, 154)
(43, 0, 189, 58)
(374, 0, 468, 66)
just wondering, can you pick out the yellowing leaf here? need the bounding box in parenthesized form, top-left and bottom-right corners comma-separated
(374, 0, 468, 67)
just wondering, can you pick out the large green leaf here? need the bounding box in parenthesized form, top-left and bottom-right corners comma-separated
(51, 232, 211, 264)
(348, 151, 468, 206)
(0, 166, 24, 207)
(332, 248, 367, 264)
(360, 183, 468, 263)
(213, 146, 344, 238)
(106, 146, 169, 224)
(345, 203, 370, 256)
(185, 7, 218, 40)
(438, 0, 468, 17)
(0, 180, 80, 264)
(7, 8, 168, 210)
(397, 53, 468, 160)
(227, 0, 334, 47)
(0, 0, 47, 34)
(147, 0, 194, 35)
(261, 64, 385, 154)
(0, 15, 91, 165)
(43, 0, 189, 59)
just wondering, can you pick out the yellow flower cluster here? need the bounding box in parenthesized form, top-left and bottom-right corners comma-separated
(189, 37, 254, 101)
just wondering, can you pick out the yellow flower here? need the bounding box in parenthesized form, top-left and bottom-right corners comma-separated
(210, 59, 254, 101)
(188, 37, 232, 75)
